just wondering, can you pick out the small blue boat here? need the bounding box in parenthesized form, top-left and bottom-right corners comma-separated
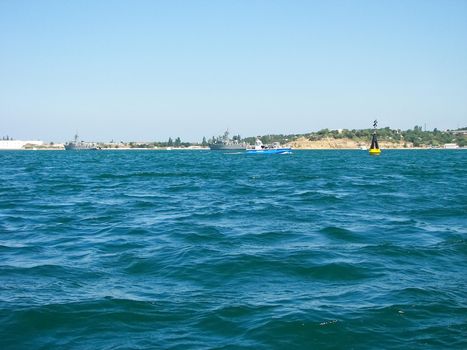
(246, 148, 292, 154)
(246, 139, 292, 154)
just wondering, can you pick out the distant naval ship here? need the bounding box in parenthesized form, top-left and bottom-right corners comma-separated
(209, 130, 247, 150)
(64, 134, 100, 150)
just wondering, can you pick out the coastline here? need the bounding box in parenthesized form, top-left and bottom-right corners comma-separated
(2, 147, 465, 151)
(289, 136, 407, 150)
(1, 136, 465, 151)
(287, 137, 464, 150)
(3, 128, 464, 151)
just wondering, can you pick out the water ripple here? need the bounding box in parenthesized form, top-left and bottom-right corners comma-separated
(0, 150, 466, 349)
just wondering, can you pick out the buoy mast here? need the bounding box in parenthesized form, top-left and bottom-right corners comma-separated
(369, 120, 381, 155)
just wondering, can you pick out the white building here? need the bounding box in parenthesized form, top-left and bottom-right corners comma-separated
(0, 140, 44, 150)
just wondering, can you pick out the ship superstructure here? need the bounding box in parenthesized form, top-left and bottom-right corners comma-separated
(64, 134, 99, 150)
(208, 130, 247, 150)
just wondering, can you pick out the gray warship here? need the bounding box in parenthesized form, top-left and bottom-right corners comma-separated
(208, 130, 247, 151)
(64, 134, 100, 150)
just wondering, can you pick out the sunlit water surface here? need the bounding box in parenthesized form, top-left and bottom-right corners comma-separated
(0, 150, 466, 349)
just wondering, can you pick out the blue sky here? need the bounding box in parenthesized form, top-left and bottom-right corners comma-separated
(1, 0, 466, 142)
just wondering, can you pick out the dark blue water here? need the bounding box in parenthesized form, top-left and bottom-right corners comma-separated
(1, 150, 466, 349)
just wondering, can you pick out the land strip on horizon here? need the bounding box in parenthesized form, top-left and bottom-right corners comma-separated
(1, 126, 466, 150)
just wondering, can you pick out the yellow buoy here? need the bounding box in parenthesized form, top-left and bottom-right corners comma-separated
(369, 120, 381, 155)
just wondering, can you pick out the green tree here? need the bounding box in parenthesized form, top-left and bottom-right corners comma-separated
(167, 137, 173, 146)
(456, 135, 466, 147)
(174, 137, 181, 147)
(201, 137, 208, 146)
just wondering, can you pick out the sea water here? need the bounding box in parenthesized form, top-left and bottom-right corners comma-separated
(0, 150, 466, 349)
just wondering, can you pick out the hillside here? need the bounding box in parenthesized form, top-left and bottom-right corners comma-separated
(289, 137, 409, 149)
(244, 126, 467, 149)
